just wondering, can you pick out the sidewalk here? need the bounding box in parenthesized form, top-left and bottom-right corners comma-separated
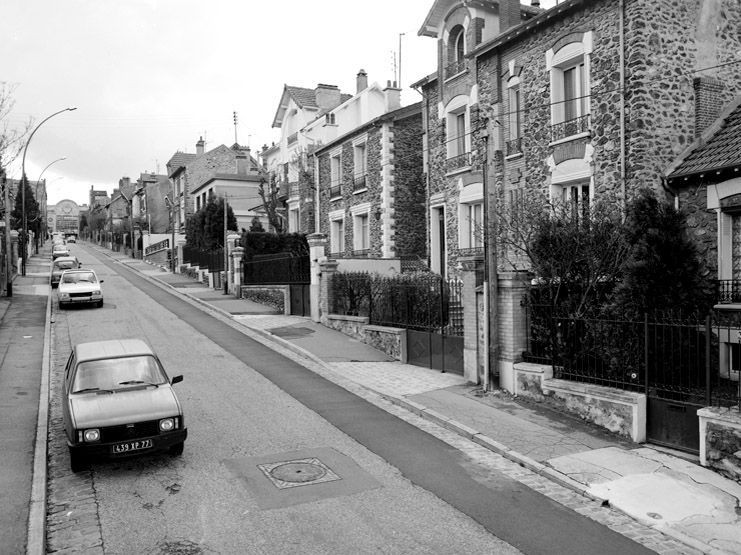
(99, 246, 741, 555)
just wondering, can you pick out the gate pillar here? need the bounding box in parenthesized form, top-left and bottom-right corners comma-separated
(496, 271, 531, 393)
(460, 254, 484, 384)
(231, 246, 244, 295)
(307, 233, 327, 322)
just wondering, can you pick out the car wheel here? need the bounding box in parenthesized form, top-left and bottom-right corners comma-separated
(169, 442, 184, 456)
(97, 300, 103, 308)
(59, 302, 66, 309)
(69, 449, 88, 473)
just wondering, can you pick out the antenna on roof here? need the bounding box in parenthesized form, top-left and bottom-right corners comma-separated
(233, 111, 238, 146)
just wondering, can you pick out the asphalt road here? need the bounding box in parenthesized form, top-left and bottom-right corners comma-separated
(46, 242, 653, 555)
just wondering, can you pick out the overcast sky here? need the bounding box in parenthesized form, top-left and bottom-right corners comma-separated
(2, 0, 555, 206)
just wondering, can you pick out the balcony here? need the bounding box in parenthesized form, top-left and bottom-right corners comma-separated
(287, 181, 300, 198)
(444, 59, 466, 79)
(352, 249, 370, 258)
(550, 114, 590, 143)
(446, 151, 472, 173)
(505, 137, 523, 157)
(353, 174, 367, 192)
(458, 247, 484, 258)
(717, 280, 741, 305)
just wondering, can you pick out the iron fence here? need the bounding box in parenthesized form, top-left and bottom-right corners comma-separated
(330, 273, 464, 336)
(182, 246, 224, 272)
(242, 252, 309, 285)
(524, 302, 741, 409)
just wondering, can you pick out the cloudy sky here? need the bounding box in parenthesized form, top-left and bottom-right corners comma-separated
(2, 0, 556, 206)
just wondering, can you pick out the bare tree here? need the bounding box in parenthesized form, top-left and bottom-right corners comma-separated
(0, 82, 32, 174)
(257, 173, 285, 234)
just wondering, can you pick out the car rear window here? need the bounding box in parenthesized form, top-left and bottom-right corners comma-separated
(72, 355, 167, 393)
(55, 261, 75, 269)
(62, 272, 96, 284)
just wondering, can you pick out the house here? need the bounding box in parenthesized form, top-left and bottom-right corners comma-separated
(262, 81, 353, 234)
(415, 0, 741, 278)
(134, 172, 170, 234)
(667, 95, 741, 385)
(166, 138, 259, 233)
(189, 149, 266, 232)
(314, 99, 425, 270)
(413, 0, 540, 277)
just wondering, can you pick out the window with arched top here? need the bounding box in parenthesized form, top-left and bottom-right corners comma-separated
(446, 25, 466, 78)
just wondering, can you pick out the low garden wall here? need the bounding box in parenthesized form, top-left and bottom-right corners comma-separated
(240, 285, 287, 314)
(698, 407, 741, 483)
(325, 314, 406, 361)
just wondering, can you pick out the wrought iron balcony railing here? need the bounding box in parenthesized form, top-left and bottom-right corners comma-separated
(445, 59, 466, 79)
(288, 181, 300, 198)
(717, 280, 741, 304)
(446, 151, 472, 172)
(352, 249, 370, 258)
(329, 182, 341, 198)
(353, 174, 367, 191)
(505, 137, 523, 157)
(550, 114, 590, 142)
(458, 247, 484, 258)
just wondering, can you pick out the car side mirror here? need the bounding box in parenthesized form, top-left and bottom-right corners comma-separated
(171, 375, 183, 385)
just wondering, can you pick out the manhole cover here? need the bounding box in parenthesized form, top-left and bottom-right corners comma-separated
(257, 457, 341, 489)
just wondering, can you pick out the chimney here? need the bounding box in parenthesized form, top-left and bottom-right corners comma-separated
(384, 80, 401, 112)
(196, 136, 205, 155)
(315, 84, 342, 111)
(499, 0, 522, 32)
(694, 77, 725, 137)
(356, 69, 368, 93)
(236, 151, 248, 175)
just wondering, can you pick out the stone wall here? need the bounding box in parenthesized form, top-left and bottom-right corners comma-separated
(324, 315, 405, 361)
(239, 285, 286, 313)
(698, 407, 741, 483)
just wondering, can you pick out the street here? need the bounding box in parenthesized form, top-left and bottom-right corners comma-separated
(44, 242, 653, 555)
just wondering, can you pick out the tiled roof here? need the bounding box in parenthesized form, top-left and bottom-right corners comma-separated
(286, 86, 318, 108)
(668, 99, 741, 180)
(167, 151, 196, 170)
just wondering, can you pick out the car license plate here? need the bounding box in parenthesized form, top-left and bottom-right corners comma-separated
(112, 439, 153, 454)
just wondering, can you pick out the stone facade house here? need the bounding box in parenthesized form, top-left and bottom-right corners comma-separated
(414, 0, 741, 279)
(165, 138, 256, 232)
(315, 101, 424, 267)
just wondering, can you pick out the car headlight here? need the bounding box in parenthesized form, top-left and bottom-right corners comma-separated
(91, 290, 102, 296)
(83, 429, 100, 442)
(159, 418, 175, 432)
(59, 293, 70, 300)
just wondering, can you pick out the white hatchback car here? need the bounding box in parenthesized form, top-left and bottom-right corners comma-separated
(58, 269, 104, 308)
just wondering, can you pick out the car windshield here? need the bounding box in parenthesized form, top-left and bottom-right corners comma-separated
(62, 272, 96, 284)
(72, 355, 167, 393)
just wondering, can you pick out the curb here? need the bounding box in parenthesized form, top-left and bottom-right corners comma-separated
(27, 255, 52, 555)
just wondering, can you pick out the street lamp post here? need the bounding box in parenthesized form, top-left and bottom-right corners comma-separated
(35, 157, 66, 253)
(21, 107, 76, 275)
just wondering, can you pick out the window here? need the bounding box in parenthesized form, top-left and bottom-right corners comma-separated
(547, 33, 592, 142)
(353, 213, 370, 253)
(330, 154, 342, 197)
(288, 205, 299, 233)
(330, 212, 345, 255)
(506, 79, 523, 157)
(353, 143, 367, 191)
(325, 113, 336, 125)
(730, 343, 741, 374)
(558, 181, 590, 217)
(445, 99, 471, 172)
(446, 25, 466, 78)
(458, 183, 483, 252)
(430, 204, 446, 277)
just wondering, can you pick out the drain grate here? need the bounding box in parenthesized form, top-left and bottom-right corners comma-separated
(257, 457, 341, 489)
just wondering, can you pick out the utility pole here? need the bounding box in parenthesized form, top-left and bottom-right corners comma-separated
(2, 169, 11, 297)
(223, 193, 229, 295)
(233, 111, 238, 146)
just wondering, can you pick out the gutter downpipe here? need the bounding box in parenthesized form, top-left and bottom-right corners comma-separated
(619, 0, 627, 213)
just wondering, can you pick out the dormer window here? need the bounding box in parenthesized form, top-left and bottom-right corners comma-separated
(445, 25, 466, 79)
(325, 113, 336, 125)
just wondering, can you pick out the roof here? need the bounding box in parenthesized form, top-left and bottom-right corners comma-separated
(419, 0, 542, 38)
(74, 339, 154, 363)
(667, 97, 741, 182)
(272, 85, 352, 128)
(167, 152, 197, 177)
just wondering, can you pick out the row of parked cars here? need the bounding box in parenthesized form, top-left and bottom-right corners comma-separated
(50, 235, 187, 472)
(51, 236, 104, 308)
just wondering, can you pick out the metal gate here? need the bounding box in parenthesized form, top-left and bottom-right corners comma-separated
(407, 330, 463, 375)
(243, 253, 310, 317)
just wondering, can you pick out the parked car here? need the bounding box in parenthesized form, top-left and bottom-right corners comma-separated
(57, 269, 104, 308)
(66, 235, 76, 243)
(52, 245, 70, 260)
(51, 256, 81, 288)
(62, 339, 187, 472)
